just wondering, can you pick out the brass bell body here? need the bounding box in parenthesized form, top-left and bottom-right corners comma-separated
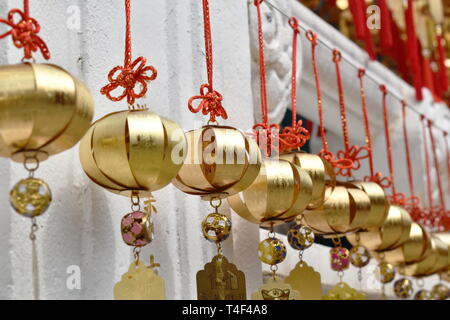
(302, 183, 371, 235)
(280, 152, 335, 209)
(172, 125, 261, 200)
(0, 63, 94, 162)
(79, 109, 187, 196)
(347, 205, 412, 251)
(228, 158, 313, 227)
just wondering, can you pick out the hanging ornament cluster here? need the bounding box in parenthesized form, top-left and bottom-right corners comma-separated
(78, 0, 188, 300)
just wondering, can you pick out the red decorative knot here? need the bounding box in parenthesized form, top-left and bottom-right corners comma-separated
(188, 84, 227, 123)
(100, 57, 157, 106)
(318, 149, 353, 171)
(252, 123, 281, 157)
(335, 145, 369, 177)
(387, 193, 420, 208)
(0, 9, 50, 60)
(364, 172, 392, 189)
(279, 120, 310, 153)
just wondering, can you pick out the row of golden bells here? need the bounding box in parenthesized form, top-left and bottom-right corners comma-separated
(2, 62, 450, 290)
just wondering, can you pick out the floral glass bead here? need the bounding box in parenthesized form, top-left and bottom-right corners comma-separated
(258, 238, 287, 265)
(201, 212, 231, 243)
(121, 211, 153, 247)
(287, 225, 314, 250)
(330, 247, 350, 271)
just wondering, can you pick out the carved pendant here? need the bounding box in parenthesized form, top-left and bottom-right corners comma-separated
(284, 261, 322, 300)
(114, 255, 165, 300)
(323, 282, 365, 300)
(252, 277, 300, 300)
(197, 255, 247, 300)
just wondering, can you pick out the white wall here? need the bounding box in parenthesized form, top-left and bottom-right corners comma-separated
(0, 0, 448, 300)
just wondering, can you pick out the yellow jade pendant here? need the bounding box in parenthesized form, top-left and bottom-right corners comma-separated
(114, 256, 165, 300)
(323, 282, 365, 300)
(252, 277, 300, 300)
(284, 261, 322, 300)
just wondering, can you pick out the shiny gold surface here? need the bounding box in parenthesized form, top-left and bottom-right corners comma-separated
(114, 256, 165, 300)
(347, 205, 412, 251)
(378, 223, 429, 265)
(227, 159, 312, 226)
(323, 282, 365, 300)
(252, 277, 300, 300)
(10, 177, 51, 217)
(280, 152, 335, 209)
(196, 255, 246, 300)
(350, 181, 389, 228)
(284, 261, 322, 300)
(173, 126, 262, 199)
(201, 213, 232, 243)
(0, 63, 94, 161)
(79, 109, 186, 196)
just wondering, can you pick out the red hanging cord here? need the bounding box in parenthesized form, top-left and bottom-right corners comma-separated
(305, 30, 352, 171)
(279, 17, 310, 153)
(252, 0, 282, 157)
(405, 0, 423, 101)
(0, 0, 50, 60)
(100, 0, 157, 106)
(187, 0, 227, 123)
(332, 49, 368, 177)
(401, 101, 422, 221)
(420, 115, 439, 228)
(380, 85, 407, 206)
(427, 120, 446, 217)
(359, 69, 391, 188)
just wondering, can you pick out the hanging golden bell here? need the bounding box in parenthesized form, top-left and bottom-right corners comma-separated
(280, 152, 335, 209)
(373, 223, 429, 266)
(172, 125, 261, 200)
(227, 158, 313, 227)
(347, 205, 412, 251)
(402, 235, 449, 277)
(79, 109, 187, 196)
(302, 182, 371, 235)
(0, 63, 94, 162)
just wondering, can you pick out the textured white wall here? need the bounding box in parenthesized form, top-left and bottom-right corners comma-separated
(0, 0, 448, 300)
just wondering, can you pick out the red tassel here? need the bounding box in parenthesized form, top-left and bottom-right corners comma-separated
(348, 0, 376, 60)
(436, 34, 449, 92)
(405, 0, 423, 100)
(422, 55, 436, 99)
(379, 0, 393, 53)
(390, 22, 409, 81)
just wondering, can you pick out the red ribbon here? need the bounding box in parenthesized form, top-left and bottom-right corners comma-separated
(188, 84, 227, 123)
(0, 8, 50, 60)
(100, 57, 157, 106)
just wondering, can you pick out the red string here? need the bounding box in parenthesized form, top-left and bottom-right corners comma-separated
(427, 120, 446, 215)
(279, 17, 310, 153)
(359, 69, 391, 188)
(400, 101, 422, 220)
(252, 0, 281, 157)
(0, 0, 50, 60)
(100, 0, 157, 106)
(305, 31, 353, 170)
(420, 115, 439, 228)
(333, 49, 368, 177)
(188, 0, 227, 123)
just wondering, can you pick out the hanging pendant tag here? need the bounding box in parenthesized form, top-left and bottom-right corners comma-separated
(284, 261, 323, 300)
(196, 255, 247, 300)
(323, 281, 365, 300)
(114, 255, 165, 300)
(252, 277, 300, 300)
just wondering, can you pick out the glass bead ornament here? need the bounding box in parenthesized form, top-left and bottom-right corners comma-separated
(431, 283, 449, 300)
(330, 247, 350, 271)
(350, 245, 371, 268)
(414, 289, 432, 300)
(201, 212, 232, 243)
(394, 278, 414, 299)
(376, 262, 396, 284)
(121, 211, 153, 247)
(287, 225, 315, 250)
(258, 237, 287, 265)
(10, 178, 52, 217)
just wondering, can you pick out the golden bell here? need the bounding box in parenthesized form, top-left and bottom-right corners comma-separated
(227, 159, 313, 227)
(172, 125, 262, 200)
(402, 235, 449, 277)
(0, 63, 94, 162)
(302, 183, 371, 235)
(373, 223, 429, 266)
(280, 152, 335, 209)
(347, 205, 412, 251)
(79, 109, 187, 196)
